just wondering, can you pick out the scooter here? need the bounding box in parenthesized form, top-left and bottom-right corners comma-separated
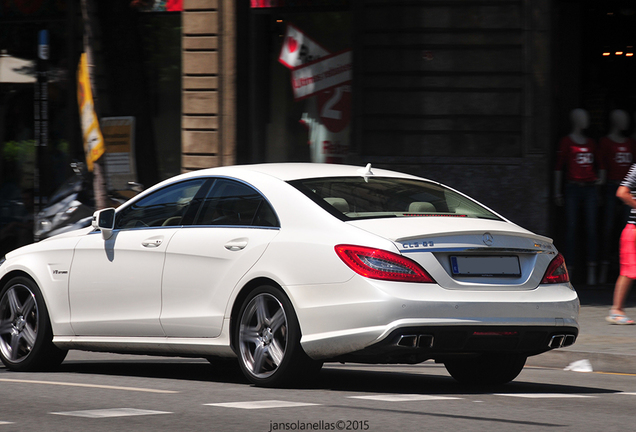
(33, 162, 142, 241)
(33, 162, 95, 241)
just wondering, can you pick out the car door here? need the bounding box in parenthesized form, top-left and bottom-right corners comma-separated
(68, 179, 208, 337)
(160, 178, 280, 338)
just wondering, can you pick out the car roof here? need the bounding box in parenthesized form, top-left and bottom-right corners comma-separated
(180, 163, 425, 182)
(125, 163, 442, 210)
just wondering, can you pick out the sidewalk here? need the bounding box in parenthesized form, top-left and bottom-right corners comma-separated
(526, 284, 636, 374)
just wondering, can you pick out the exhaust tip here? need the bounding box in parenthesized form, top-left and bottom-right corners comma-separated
(549, 335, 565, 349)
(563, 334, 576, 347)
(397, 335, 418, 348)
(396, 334, 434, 348)
(417, 334, 434, 348)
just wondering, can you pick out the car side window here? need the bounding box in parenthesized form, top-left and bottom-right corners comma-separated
(116, 179, 207, 229)
(195, 179, 279, 227)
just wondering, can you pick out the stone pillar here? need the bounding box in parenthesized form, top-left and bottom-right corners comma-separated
(182, 0, 236, 172)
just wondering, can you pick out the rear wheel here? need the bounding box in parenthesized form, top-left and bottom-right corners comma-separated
(235, 285, 321, 387)
(444, 353, 526, 386)
(0, 276, 67, 371)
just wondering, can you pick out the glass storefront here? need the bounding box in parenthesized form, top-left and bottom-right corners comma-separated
(242, 2, 352, 164)
(552, 1, 636, 280)
(0, 1, 182, 254)
(1, 0, 75, 254)
(137, 11, 182, 180)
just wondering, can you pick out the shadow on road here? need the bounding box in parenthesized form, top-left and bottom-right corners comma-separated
(43, 357, 620, 397)
(318, 364, 618, 396)
(57, 357, 249, 385)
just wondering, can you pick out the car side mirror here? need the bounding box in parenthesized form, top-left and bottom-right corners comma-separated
(92, 208, 116, 240)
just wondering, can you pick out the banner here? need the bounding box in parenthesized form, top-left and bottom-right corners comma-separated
(278, 23, 330, 69)
(77, 53, 104, 172)
(277, 22, 353, 164)
(290, 49, 352, 100)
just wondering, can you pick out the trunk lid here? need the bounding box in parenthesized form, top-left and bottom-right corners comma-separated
(348, 217, 557, 290)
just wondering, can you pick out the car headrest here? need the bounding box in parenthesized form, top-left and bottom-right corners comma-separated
(408, 202, 436, 213)
(325, 197, 350, 213)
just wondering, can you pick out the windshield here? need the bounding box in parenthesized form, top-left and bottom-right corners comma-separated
(289, 177, 502, 221)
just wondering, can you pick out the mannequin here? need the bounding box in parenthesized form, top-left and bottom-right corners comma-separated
(554, 108, 599, 285)
(599, 110, 635, 283)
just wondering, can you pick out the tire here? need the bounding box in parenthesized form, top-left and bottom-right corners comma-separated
(444, 353, 527, 386)
(0, 276, 67, 371)
(235, 285, 321, 387)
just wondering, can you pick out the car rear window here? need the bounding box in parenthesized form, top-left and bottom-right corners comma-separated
(289, 177, 502, 221)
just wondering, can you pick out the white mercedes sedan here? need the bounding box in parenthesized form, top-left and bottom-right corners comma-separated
(0, 163, 578, 387)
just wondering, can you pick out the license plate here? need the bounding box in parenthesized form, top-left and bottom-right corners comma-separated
(450, 256, 520, 276)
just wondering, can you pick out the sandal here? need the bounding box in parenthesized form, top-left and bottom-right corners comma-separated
(606, 313, 635, 325)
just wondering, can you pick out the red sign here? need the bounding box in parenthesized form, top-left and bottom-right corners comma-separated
(317, 85, 351, 133)
(278, 24, 330, 69)
(166, 0, 182, 11)
(290, 49, 352, 101)
(250, 0, 282, 7)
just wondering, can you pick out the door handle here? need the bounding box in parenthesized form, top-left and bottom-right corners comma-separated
(142, 238, 163, 248)
(225, 239, 248, 251)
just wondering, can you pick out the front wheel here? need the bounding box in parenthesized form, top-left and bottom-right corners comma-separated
(444, 353, 527, 386)
(0, 276, 67, 371)
(235, 285, 321, 387)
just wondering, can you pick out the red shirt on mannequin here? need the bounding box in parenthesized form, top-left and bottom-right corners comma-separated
(555, 135, 599, 182)
(599, 137, 635, 182)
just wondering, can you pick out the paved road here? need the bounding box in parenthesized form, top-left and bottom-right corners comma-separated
(1, 351, 636, 432)
(2, 283, 635, 431)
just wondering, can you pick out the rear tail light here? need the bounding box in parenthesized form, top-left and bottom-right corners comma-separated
(335, 245, 435, 283)
(541, 253, 570, 284)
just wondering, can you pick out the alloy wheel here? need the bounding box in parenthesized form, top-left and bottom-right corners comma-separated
(238, 293, 288, 379)
(0, 284, 38, 363)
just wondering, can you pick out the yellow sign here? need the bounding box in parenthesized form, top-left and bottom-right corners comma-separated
(77, 53, 104, 171)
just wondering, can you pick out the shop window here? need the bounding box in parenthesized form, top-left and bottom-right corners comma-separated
(1, 20, 75, 254)
(137, 11, 182, 180)
(245, 5, 352, 164)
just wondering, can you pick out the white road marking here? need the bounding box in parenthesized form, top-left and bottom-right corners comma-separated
(616, 392, 636, 396)
(349, 394, 461, 402)
(0, 378, 179, 394)
(0, 422, 14, 425)
(494, 393, 596, 399)
(206, 400, 320, 409)
(51, 408, 172, 418)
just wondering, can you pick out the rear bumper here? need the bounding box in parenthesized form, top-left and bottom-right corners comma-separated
(327, 325, 578, 364)
(292, 277, 579, 361)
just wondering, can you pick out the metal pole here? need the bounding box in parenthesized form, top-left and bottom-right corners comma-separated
(34, 29, 49, 240)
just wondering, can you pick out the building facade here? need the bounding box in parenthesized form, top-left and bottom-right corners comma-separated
(2, 0, 635, 276)
(183, 0, 636, 280)
(183, 0, 553, 235)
